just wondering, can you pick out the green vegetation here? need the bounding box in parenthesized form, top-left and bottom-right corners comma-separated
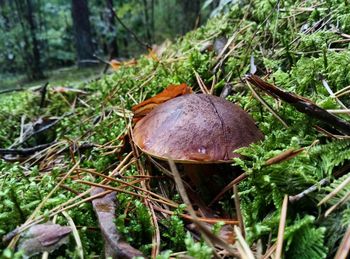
(1, 0, 350, 258)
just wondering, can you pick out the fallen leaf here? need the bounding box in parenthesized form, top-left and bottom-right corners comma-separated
(110, 58, 137, 70)
(18, 223, 71, 257)
(51, 86, 87, 94)
(132, 83, 193, 121)
(91, 187, 143, 259)
(148, 39, 171, 59)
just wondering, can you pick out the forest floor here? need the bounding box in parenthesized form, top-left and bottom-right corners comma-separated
(1, 1, 350, 258)
(0, 65, 104, 91)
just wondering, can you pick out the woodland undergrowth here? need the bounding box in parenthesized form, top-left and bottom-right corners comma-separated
(1, 0, 350, 258)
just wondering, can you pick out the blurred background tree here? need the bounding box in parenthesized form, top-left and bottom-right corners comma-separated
(0, 0, 217, 86)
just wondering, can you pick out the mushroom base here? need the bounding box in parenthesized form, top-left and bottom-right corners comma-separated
(182, 163, 240, 203)
(147, 157, 241, 204)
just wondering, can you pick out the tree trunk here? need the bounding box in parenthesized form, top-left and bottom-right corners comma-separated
(25, 0, 44, 79)
(0, 0, 10, 30)
(142, 0, 152, 44)
(106, 0, 119, 58)
(150, 0, 155, 42)
(14, 0, 44, 80)
(179, 0, 201, 34)
(71, 0, 94, 67)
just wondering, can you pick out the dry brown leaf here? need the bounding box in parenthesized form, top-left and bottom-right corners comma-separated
(91, 187, 143, 259)
(110, 58, 137, 70)
(18, 223, 71, 257)
(51, 86, 87, 94)
(132, 83, 193, 121)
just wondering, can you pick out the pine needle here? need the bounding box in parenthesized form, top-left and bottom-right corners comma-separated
(234, 226, 255, 259)
(246, 81, 289, 128)
(275, 195, 288, 259)
(334, 225, 350, 259)
(318, 174, 350, 206)
(62, 211, 84, 259)
(234, 185, 245, 237)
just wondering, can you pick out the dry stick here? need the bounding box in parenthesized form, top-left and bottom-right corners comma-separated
(289, 178, 329, 203)
(263, 243, 277, 259)
(275, 195, 288, 259)
(0, 142, 56, 156)
(246, 81, 289, 128)
(76, 180, 177, 208)
(233, 185, 245, 237)
(168, 159, 237, 257)
(234, 226, 255, 259)
(213, 40, 244, 72)
(334, 225, 350, 259)
(318, 173, 350, 206)
(245, 74, 350, 135)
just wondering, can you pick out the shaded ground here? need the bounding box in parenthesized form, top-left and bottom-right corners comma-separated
(0, 65, 104, 91)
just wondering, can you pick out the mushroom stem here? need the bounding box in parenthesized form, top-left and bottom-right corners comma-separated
(183, 163, 236, 203)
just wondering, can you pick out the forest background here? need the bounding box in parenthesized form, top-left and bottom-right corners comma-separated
(0, 0, 218, 89)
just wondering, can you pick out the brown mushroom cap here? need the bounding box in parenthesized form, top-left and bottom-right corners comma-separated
(132, 94, 264, 163)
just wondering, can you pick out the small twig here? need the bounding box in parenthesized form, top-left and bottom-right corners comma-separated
(246, 74, 350, 135)
(334, 225, 350, 259)
(275, 195, 288, 259)
(0, 87, 24, 94)
(77, 180, 177, 208)
(327, 109, 350, 114)
(153, 206, 239, 225)
(335, 85, 350, 98)
(289, 178, 329, 203)
(263, 243, 277, 259)
(109, 7, 150, 50)
(0, 142, 56, 157)
(321, 79, 348, 109)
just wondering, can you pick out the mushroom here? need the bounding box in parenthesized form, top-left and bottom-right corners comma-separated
(132, 93, 264, 200)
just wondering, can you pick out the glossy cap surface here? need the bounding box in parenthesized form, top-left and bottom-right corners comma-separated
(133, 94, 263, 163)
